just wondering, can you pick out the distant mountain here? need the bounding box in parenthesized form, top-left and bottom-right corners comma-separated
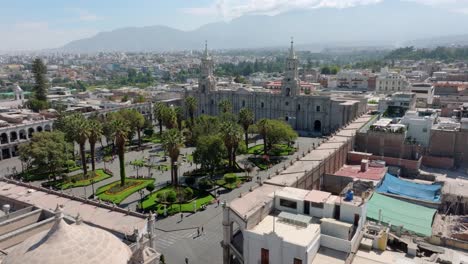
(62, 1, 468, 52)
(404, 35, 468, 48)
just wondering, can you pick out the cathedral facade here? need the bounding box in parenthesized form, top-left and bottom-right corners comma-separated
(187, 41, 367, 135)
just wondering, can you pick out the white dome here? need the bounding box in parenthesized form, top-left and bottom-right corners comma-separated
(3, 209, 132, 264)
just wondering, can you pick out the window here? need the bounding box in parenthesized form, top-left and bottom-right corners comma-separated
(211, 99, 214, 105)
(279, 199, 297, 209)
(422, 128, 427, 133)
(242, 100, 245, 107)
(316, 106, 321, 112)
(261, 248, 269, 264)
(294, 258, 302, 264)
(261, 102, 265, 108)
(285, 101, 289, 106)
(297, 104, 301, 111)
(311, 202, 324, 209)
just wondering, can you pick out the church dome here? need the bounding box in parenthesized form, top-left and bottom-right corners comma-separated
(3, 207, 132, 264)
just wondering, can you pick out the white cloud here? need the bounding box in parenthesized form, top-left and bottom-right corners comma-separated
(183, 0, 468, 19)
(182, 0, 383, 19)
(0, 22, 97, 51)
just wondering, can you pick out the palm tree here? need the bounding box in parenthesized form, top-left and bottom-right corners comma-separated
(220, 121, 243, 168)
(119, 109, 145, 147)
(162, 107, 178, 130)
(174, 106, 184, 131)
(69, 114, 91, 177)
(113, 119, 130, 186)
(257, 119, 269, 155)
(218, 99, 232, 113)
(161, 129, 184, 186)
(154, 102, 166, 135)
(88, 118, 102, 173)
(185, 96, 197, 124)
(238, 108, 254, 148)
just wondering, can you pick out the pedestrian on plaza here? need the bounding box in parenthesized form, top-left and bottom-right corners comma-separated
(180, 213, 183, 221)
(185, 257, 189, 264)
(201, 226, 204, 234)
(217, 199, 220, 207)
(197, 227, 200, 236)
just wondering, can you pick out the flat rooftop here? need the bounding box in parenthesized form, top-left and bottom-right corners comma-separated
(229, 184, 282, 219)
(276, 187, 309, 201)
(0, 181, 147, 236)
(247, 215, 320, 247)
(334, 165, 387, 181)
(304, 190, 332, 204)
(311, 247, 347, 264)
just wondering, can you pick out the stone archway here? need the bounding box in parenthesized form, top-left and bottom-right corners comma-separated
(19, 129, 26, 140)
(314, 120, 322, 133)
(10, 131, 17, 142)
(28, 128, 35, 138)
(36, 126, 43, 132)
(44, 124, 51, 132)
(0, 133, 8, 144)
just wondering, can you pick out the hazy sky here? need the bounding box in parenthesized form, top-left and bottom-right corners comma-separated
(1, 0, 467, 51)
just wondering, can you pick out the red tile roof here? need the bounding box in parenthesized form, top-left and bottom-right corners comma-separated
(333, 165, 386, 181)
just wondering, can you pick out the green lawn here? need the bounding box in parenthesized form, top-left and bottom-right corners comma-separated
(96, 178, 155, 204)
(43, 169, 112, 190)
(247, 144, 295, 156)
(248, 157, 282, 170)
(142, 134, 162, 144)
(141, 186, 214, 215)
(215, 176, 249, 190)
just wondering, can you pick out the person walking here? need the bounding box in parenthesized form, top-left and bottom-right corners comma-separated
(185, 257, 189, 264)
(201, 226, 204, 234)
(197, 227, 200, 237)
(180, 213, 183, 222)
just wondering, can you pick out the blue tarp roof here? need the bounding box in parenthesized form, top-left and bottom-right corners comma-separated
(376, 173, 441, 202)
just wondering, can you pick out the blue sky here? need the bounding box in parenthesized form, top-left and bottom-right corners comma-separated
(1, 0, 467, 51)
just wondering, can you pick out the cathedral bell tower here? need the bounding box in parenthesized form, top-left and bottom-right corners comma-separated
(281, 38, 300, 97)
(199, 41, 217, 94)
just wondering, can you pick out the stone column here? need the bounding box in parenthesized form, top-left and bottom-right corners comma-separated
(222, 204, 231, 264)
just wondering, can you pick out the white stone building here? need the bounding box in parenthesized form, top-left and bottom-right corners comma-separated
(188, 41, 367, 135)
(223, 186, 368, 264)
(410, 83, 435, 108)
(400, 109, 438, 147)
(336, 70, 368, 90)
(376, 67, 410, 94)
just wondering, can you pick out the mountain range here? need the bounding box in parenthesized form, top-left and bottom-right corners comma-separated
(62, 1, 468, 53)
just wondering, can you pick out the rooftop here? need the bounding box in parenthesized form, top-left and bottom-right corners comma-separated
(334, 165, 387, 181)
(0, 181, 147, 236)
(247, 215, 320, 247)
(304, 190, 332, 204)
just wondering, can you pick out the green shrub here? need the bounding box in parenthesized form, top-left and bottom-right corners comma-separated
(144, 128, 154, 137)
(224, 173, 238, 184)
(146, 183, 155, 193)
(198, 178, 213, 190)
(236, 142, 248, 155)
(184, 176, 195, 186)
(166, 190, 177, 203)
(184, 187, 194, 200)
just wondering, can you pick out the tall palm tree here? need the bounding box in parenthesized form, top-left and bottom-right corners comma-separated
(174, 106, 184, 131)
(238, 108, 254, 148)
(69, 114, 91, 177)
(161, 129, 184, 186)
(185, 96, 197, 124)
(257, 119, 270, 155)
(154, 102, 166, 135)
(220, 121, 243, 168)
(218, 99, 232, 113)
(113, 119, 130, 186)
(88, 118, 102, 173)
(161, 107, 178, 130)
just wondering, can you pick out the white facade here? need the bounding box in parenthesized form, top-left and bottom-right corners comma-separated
(410, 83, 435, 108)
(400, 109, 438, 147)
(241, 187, 367, 264)
(336, 70, 368, 90)
(376, 67, 410, 94)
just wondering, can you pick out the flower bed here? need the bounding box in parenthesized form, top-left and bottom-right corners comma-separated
(42, 169, 112, 190)
(141, 186, 214, 215)
(96, 178, 155, 204)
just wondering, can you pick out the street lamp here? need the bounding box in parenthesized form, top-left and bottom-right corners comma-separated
(138, 189, 145, 211)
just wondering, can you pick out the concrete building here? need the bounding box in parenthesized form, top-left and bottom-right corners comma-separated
(378, 92, 416, 117)
(400, 108, 438, 147)
(187, 41, 367, 135)
(225, 186, 368, 264)
(336, 70, 368, 90)
(376, 67, 410, 94)
(410, 83, 434, 108)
